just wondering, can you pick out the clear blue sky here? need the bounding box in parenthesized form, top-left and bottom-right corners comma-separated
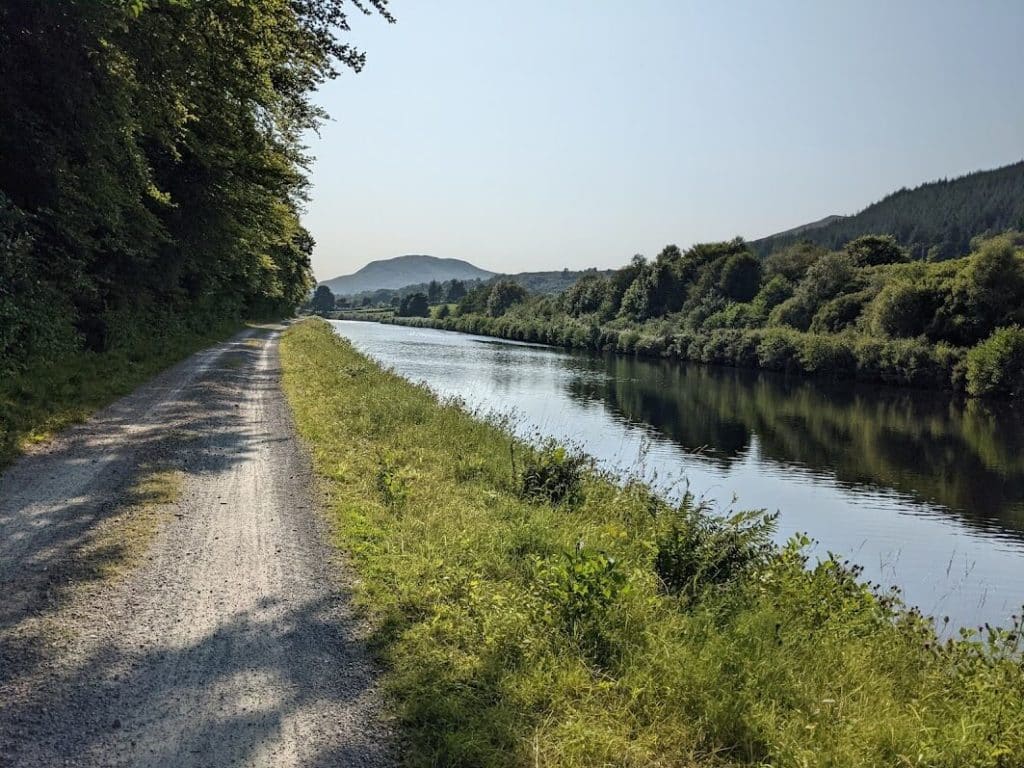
(305, 0, 1024, 280)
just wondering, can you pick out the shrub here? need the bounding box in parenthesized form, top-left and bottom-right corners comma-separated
(519, 440, 589, 507)
(810, 290, 871, 333)
(655, 499, 776, 601)
(375, 451, 408, 511)
(752, 274, 794, 311)
(966, 326, 1024, 398)
(757, 330, 801, 372)
(798, 334, 856, 376)
(869, 281, 938, 338)
(543, 544, 629, 659)
(769, 295, 813, 331)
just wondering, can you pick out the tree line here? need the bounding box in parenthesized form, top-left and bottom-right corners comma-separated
(389, 231, 1024, 398)
(1, 0, 391, 381)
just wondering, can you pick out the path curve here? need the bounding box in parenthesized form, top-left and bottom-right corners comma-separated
(0, 326, 392, 767)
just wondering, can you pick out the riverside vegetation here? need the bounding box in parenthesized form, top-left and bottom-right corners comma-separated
(281, 319, 1024, 767)
(0, 1, 391, 461)
(387, 231, 1024, 399)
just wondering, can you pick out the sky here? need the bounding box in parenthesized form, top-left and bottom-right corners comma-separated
(304, 0, 1024, 281)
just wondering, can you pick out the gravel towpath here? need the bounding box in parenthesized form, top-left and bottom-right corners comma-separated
(0, 327, 392, 767)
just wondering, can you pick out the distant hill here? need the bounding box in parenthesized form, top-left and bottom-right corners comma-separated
(763, 214, 847, 241)
(340, 268, 615, 305)
(322, 255, 495, 296)
(753, 160, 1024, 260)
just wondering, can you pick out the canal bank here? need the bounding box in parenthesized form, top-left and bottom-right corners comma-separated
(281, 318, 1024, 767)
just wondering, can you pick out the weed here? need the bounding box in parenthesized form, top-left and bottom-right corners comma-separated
(519, 439, 589, 507)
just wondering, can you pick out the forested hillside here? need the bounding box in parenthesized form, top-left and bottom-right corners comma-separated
(754, 161, 1024, 259)
(0, 0, 390, 382)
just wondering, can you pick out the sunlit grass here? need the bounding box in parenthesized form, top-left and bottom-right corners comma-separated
(0, 321, 240, 467)
(281, 318, 1024, 767)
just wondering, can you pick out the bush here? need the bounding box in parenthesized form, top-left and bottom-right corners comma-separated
(966, 326, 1024, 398)
(769, 294, 814, 331)
(810, 289, 871, 333)
(798, 334, 856, 376)
(519, 440, 589, 507)
(869, 281, 937, 338)
(752, 274, 794, 311)
(655, 499, 776, 601)
(757, 330, 802, 372)
(543, 544, 629, 660)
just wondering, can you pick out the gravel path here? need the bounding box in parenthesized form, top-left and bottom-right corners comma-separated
(0, 327, 392, 767)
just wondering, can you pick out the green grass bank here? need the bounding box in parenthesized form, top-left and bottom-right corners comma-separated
(0, 319, 240, 467)
(281, 319, 1024, 767)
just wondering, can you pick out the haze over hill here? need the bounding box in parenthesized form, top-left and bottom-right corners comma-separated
(321, 255, 495, 295)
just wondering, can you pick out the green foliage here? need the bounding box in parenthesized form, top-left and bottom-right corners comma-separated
(1, 0, 393, 379)
(486, 279, 528, 317)
(281, 321, 1024, 768)
(655, 501, 776, 601)
(845, 234, 908, 266)
(810, 289, 872, 333)
(388, 230, 1023, 397)
(966, 326, 1024, 399)
(542, 544, 629, 660)
(869, 281, 938, 337)
(309, 285, 336, 316)
(718, 252, 762, 301)
(426, 279, 443, 303)
(375, 451, 408, 511)
(752, 274, 794, 311)
(397, 292, 430, 317)
(519, 440, 589, 507)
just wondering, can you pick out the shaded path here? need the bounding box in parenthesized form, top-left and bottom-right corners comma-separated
(0, 327, 392, 767)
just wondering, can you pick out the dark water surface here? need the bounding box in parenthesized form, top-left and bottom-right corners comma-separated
(331, 320, 1024, 630)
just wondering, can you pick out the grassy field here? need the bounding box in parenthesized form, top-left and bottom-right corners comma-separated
(281, 318, 1024, 767)
(0, 320, 240, 467)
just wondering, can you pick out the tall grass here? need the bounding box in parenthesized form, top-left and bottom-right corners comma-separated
(281, 319, 1024, 767)
(0, 319, 240, 466)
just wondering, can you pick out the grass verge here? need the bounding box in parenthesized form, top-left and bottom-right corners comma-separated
(0, 320, 241, 467)
(281, 318, 1024, 767)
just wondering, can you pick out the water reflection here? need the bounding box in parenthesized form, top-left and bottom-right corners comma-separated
(569, 354, 1024, 537)
(330, 321, 1024, 628)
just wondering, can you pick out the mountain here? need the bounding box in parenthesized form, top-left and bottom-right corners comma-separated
(753, 160, 1024, 260)
(322, 255, 495, 296)
(762, 214, 847, 241)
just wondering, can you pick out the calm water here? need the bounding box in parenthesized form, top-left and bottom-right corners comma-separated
(330, 320, 1024, 630)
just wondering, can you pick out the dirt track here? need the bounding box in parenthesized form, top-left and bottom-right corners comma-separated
(0, 327, 392, 767)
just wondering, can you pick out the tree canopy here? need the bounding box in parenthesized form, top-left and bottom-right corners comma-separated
(0, 0, 392, 379)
